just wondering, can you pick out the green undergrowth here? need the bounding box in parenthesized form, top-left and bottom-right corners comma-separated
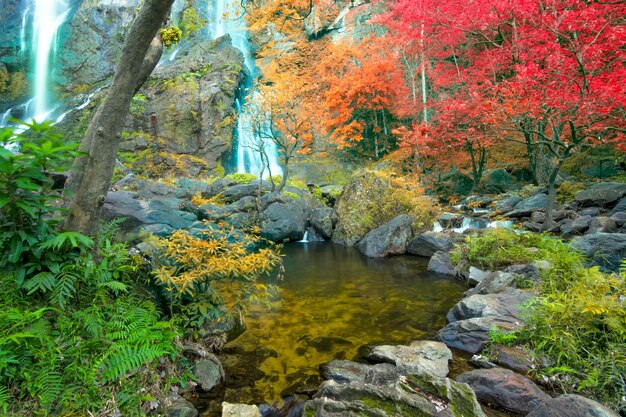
(454, 228, 625, 412)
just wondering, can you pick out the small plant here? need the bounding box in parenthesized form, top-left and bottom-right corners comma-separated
(160, 25, 182, 47)
(226, 172, 257, 184)
(284, 191, 301, 200)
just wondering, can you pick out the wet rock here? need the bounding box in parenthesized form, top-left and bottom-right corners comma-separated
(193, 354, 225, 391)
(407, 232, 455, 257)
(495, 346, 533, 374)
(428, 250, 456, 276)
(438, 317, 522, 354)
(457, 368, 550, 414)
(468, 266, 490, 285)
(531, 211, 545, 223)
(587, 216, 617, 234)
(437, 212, 464, 229)
(320, 360, 400, 385)
(610, 211, 626, 227)
(305, 373, 486, 417)
(523, 221, 544, 233)
(310, 207, 338, 239)
(494, 195, 523, 213)
(505, 194, 548, 218)
(504, 263, 543, 287)
(526, 394, 620, 417)
(610, 196, 626, 215)
(571, 232, 626, 271)
(446, 290, 535, 324)
(465, 272, 516, 296)
(357, 214, 413, 258)
(259, 198, 310, 242)
(560, 215, 592, 236)
(304, 226, 326, 242)
(368, 341, 452, 378)
(576, 182, 626, 207)
(579, 207, 602, 217)
(222, 181, 270, 203)
(221, 402, 262, 417)
(166, 393, 198, 417)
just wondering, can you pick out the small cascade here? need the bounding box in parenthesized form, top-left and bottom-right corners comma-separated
(30, 0, 71, 122)
(432, 216, 513, 233)
(208, 0, 282, 178)
(298, 231, 310, 243)
(19, 6, 30, 65)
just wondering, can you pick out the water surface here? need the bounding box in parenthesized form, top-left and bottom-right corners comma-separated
(196, 242, 468, 414)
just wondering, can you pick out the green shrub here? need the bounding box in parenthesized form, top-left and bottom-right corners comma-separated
(226, 172, 257, 184)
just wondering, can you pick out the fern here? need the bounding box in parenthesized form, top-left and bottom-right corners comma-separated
(34, 365, 62, 407)
(51, 271, 78, 309)
(99, 345, 166, 383)
(40, 232, 93, 252)
(0, 385, 8, 414)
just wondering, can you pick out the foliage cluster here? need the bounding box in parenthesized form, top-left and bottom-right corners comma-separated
(179, 4, 206, 38)
(149, 225, 282, 332)
(454, 228, 625, 411)
(159, 25, 182, 48)
(0, 69, 29, 100)
(225, 172, 257, 184)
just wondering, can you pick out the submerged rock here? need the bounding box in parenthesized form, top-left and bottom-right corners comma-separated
(193, 354, 225, 392)
(357, 214, 413, 258)
(222, 402, 262, 417)
(166, 393, 198, 417)
(457, 368, 550, 414)
(428, 251, 457, 276)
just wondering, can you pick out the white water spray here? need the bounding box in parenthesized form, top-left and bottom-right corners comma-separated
(208, 0, 282, 178)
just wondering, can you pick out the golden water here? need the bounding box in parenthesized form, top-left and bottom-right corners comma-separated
(196, 243, 467, 414)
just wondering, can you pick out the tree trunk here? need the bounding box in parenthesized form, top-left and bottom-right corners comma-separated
(63, 0, 175, 235)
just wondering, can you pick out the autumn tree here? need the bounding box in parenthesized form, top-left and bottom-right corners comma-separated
(248, 75, 314, 193)
(63, 0, 176, 235)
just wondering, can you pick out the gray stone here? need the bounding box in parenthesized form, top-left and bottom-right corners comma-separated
(310, 207, 338, 239)
(495, 346, 533, 373)
(166, 393, 198, 417)
(260, 198, 310, 242)
(610, 196, 626, 215)
(368, 341, 452, 378)
(357, 214, 413, 258)
(505, 194, 548, 217)
(504, 263, 543, 286)
(457, 368, 550, 414)
(320, 360, 400, 385)
(427, 250, 456, 276)
(579, 207, 602, 217)
(560, 215, 592, 236)
(222, 402, 262, 417)
(465, 271, 516, 296)
(571, 233, 626, 271)
(407, 232, 455, 257)
(576, 182, 626, 207)
(305, 373, 486, 417)
(527, 394, 620, 417)
(437, 212, 464, 229)
(531, 211, 546, 223)
(438, 317, 522, 354)
(611, 211, 626, 227)
(222, 182, 271, 203)
(523, 220, 545, 233)
(495, 195, 523, 213)
(446, 290, 535, 324)
(468, 266, 490, 285)
(587, 216, 617, 234)
(193, 354, 224, 392)
(480, 169, 519, 194)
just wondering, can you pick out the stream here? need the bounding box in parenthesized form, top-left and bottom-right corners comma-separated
(193, 242, 469, 416)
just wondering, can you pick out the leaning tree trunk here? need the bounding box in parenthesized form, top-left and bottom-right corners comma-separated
(63, 0, 175, 235)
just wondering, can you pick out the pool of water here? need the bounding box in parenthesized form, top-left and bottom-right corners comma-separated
(194, 242, 468, 415)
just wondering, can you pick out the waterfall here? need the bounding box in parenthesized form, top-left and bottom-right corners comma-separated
(30, 0, 71, 122)
(208, 0, 282, 178)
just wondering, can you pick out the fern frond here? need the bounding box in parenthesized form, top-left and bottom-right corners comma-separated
(0, 385, 8, 414)
(99, 345, 165, 384)
(51, 272, 77, 309)
(39, 232, 93, 251)
(33, 365, 62, 407)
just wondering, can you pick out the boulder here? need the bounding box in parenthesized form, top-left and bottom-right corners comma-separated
(357, 214, 413, 258)
(457, 368, 550, 414)
(575, 182, 626, 207)
(259, 198, 310, 242)
(407, 232, 455, 257)
(446, 290, 535, 324)
(570, 233, 626, 271)
(310, 207, 338, 239)
(304, 227, 326, 242)
(465, 271, 516, 296)
(437, 213, 464, 229)
(587, 216, 617, 234)
(579, 207, 602, 217)
(438, 317, 522, 354)
(505, 194, 548, 218)
(610, 196, 626, 215)
(167, 394, 199, 417)
(480, 169, 519, 194)
(494, 195, 523, 213)
(504, 263, 544, 287)
(560, 215, 592, 236)
(193, 354, 224, 391)
(222, 181, 271, 203)
(526, 394, 620, 417)
(221, 402, 262, 417)
(427, 250, 456, 276)
(468, 266, 490, 285)
(495, 346, 533, 373)
(305, 373, 486, 417)
(610, 211, 626, 227)
(320, 360, 400, 385)
(368, 341, 452, 378)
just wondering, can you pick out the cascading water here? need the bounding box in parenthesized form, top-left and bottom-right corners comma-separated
(30, 0, 71, 122)
(208, 0, 282, 177)
(0, 0, 71, 129)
